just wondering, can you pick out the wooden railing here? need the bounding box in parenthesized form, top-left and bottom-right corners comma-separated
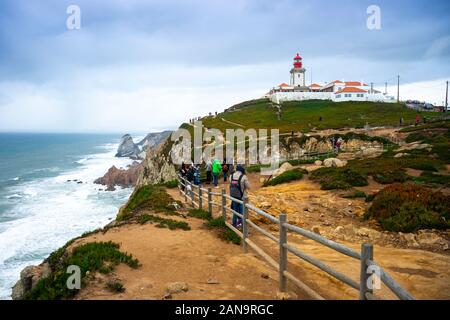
(177, 175, 415, 300)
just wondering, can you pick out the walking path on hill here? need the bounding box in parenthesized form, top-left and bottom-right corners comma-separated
(71, 192, 305, 300)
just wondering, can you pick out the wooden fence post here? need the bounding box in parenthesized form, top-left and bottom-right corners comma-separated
(360, 243, 374, 300)
(242, 197, 249, 253)
(208, 187, 212, 216)
(279, 213, 287, 292)
(198, 187, 202, 210)
(190, 183, 194, 206)
(221, 188, 226, 220)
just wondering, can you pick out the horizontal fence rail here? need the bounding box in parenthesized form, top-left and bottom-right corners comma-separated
(177, 174, 414, 300)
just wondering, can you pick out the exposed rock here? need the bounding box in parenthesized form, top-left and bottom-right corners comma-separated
(116, 134, 141, 159)
(394, 152, 406, 158)
(416, 232, 450, 250)
(323, 158, 346, 168)
(95, 162, 142, 191)
(207, 278, 220, 284)
(314, 160, 323, 166)
(167, 282, 189, 294)
(12, 263, 51, 300)
(136, 139, 178, 186)
(400, 232, 420, 248)
(276, 291, 298, 300)
(273, 162, 293, 177)
(396, 142, 431, 152)
(137, 131, 172, 151)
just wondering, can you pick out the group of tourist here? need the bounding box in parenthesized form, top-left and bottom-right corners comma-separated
(330, 136, 343, 153)
(179, 159, 250, 228)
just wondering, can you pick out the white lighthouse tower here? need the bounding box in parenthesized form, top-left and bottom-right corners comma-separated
(290, 53, 306, 88)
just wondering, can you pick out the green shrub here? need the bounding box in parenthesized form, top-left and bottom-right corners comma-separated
(106, 280, 125, 293)
(207, 217, 241, 245)
(310, 167, 368, 190)
(407, 162, 439, 172)
(414, 171, 450, 187)
(343, 190, 367, 199)
(162, 179, 178, 188)
(26, 241, 139, 300)
(365, 183, 450, 232)
(138, 214, 191, 230)
(263, 169, 306, 187)
(373, 170, 410, 184)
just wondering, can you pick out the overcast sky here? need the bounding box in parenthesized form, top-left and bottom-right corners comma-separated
(0, 0, 449, 133)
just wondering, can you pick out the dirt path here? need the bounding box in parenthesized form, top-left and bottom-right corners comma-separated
(71, 201, 303, 300)
(201, 175, 450, 300)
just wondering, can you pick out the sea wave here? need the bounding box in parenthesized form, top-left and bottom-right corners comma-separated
(0, 140, 135, 300)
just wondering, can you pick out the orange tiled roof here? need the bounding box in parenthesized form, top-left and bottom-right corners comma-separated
(335, 87, 367, 94)
(278, 83, 290, 87)
(310, 83, 322, 88)
(345, 81, 368, 86)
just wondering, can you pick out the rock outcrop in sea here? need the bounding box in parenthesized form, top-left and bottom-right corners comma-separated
(116, 134, 142, 159)
(115, 131, 173, 160)
(94, 162, 142, 191)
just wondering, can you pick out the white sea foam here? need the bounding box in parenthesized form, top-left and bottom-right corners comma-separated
(0, 139, 137, 300)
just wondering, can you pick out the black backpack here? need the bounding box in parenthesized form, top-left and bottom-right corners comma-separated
(230, 173, 244, 199)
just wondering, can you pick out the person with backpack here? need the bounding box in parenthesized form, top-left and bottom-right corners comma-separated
(205, 160, 212, 184)
(212, 158, 222, 188)
(222, 158, 229, 182)
(229, 164, 250, 228)
(193, 165, 201, 186)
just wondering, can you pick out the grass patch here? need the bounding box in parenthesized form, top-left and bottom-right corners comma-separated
(26, 241, 139, 300)
(207, 217, 241, 245)
(364, 183, 450, 232)
(162, 179, 178, 188)
(263, 169, 306, 187)
(310, 167, 368, 190)
(106, 280, 125, 293)
(188, 209, 212, 220)
(117, 185, 176, 221)
(137, 214, 191, 230)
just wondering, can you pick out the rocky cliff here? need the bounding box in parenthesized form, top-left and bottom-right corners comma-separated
(94, 162, 142, 191)
(116, 134, 142, 159)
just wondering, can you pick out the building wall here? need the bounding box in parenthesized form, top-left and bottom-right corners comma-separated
(270, 92, 396, 104)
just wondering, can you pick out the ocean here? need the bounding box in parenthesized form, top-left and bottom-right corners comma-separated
(0, 133, 140, 300)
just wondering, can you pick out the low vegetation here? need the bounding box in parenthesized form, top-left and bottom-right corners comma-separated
(343, 190, 367, 199)
(202, 99, 427, 133)
(117, 185, 177, 221)
(263, 169, 306, 187)
(188, 208, 212, 220)
(207, 217, 241, 245)
(310, 167, 368, 190)
(26, 241, 139, 300)
(138, 213, 190, 230)
(162, 179, 178, 188)
(365, 183, 450, 232)
(106, 280, 126, 293)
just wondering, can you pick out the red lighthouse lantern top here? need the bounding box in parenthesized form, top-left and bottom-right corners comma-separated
(293, 53, 302, 68)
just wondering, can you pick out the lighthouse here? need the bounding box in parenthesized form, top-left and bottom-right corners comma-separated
(290, 53, 306, 87)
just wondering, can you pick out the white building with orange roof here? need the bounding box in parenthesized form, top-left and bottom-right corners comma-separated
(268, 53, 396, 103)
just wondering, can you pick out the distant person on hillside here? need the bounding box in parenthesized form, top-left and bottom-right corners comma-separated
(179, 162, 187, 190)
(186, 164, 194, 183)
(212, 159, 222, 187)
(205, 160, 212, 184)
(222, 159, 229, 182)
(229, 164, 250, 228)
(336, 137, 343, 152)
(399, 117, 404, 126)
(319, 116, 322, 122)
(415, 115, 421, 126)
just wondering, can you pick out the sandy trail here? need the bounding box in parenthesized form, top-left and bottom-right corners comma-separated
(72, 205, 304, 300)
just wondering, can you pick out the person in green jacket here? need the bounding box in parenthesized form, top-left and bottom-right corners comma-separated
(212, 158, 222, 187)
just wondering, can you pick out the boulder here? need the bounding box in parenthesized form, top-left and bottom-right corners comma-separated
(323, 158, 346, 168)
(394, 153, 406, 158)
(273, 162, 293, 177)
(314, 160, 323, 166)
(312, 226, 321, 235)
(166, 282, 189, 294)
(12, 263, 51, 300)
